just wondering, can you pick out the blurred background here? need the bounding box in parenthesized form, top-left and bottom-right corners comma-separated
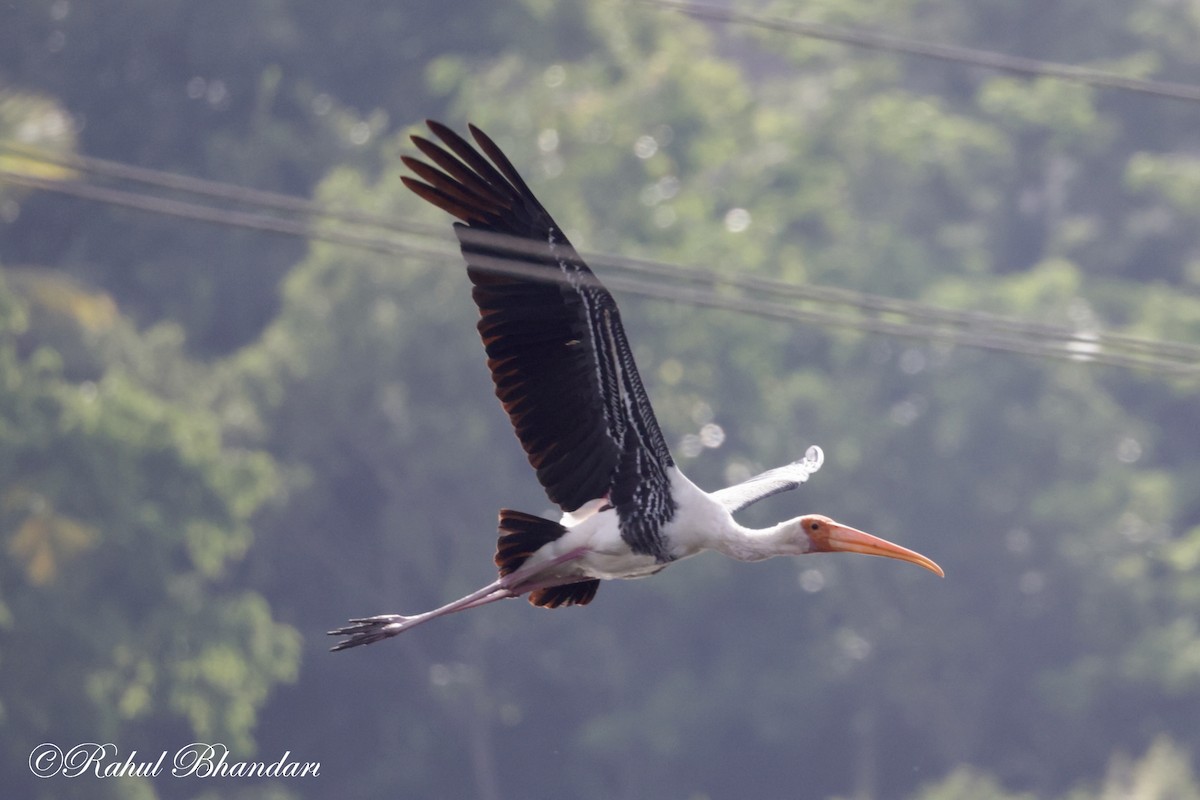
(3, 1, 1200, 798)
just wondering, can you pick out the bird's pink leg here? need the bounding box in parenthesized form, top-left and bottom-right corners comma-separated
(329, 546, 590, 650)
(330, 581, 509, 650)
(453, 571, 595, 612)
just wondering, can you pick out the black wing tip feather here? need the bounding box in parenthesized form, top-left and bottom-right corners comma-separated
(405, 120, 537, 232)
(401, 175, 479, 224)
(420, 119, 462, 155)
(425, 118, 456, 141)
(465, 123, 536, 196)
(419, 119, 533, 199)
(424, 118, 497, 162)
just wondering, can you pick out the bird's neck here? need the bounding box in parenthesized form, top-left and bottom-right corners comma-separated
(713, 518, 807, 563)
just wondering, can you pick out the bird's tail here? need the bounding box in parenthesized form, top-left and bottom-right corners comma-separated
(494, 509, 568, 576)
(494, 509, 600, 609)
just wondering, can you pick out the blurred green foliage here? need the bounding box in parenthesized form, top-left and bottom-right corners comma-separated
(0, 269, 298, 798)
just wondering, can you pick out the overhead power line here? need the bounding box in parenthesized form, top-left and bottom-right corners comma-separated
(2, 154, 1199, 377)
(0, 141, 443, 239)
(643, 0, 1200, 104)
(0, 170, 438, 260)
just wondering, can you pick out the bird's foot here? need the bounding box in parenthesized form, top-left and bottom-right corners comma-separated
(328, 614, 415, 651)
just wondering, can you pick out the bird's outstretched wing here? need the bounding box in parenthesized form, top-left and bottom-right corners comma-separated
(403, 121, 676, 549)
(711, 446, 825, 514)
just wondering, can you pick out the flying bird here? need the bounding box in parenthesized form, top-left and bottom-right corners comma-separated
(329, 121, 942, 651)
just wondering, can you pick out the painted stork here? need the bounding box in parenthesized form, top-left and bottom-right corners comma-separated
(329, 121, 942, 651)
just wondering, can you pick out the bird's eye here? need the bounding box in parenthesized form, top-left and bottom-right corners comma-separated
(809, 522, 820, 531)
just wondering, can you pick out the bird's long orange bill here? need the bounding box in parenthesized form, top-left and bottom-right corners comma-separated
(814, 523, 944, 577)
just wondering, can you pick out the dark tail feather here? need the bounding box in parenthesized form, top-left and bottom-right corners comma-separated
(495, 510, 600, 608)
(530, 580, 600, 608)
(494, 509, 568, 577)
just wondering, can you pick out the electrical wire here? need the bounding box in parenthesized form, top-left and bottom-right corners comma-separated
(0, 141, 443, 239)
(641, 0, 1200, 104)
(3, 160, 1197, 376)
(4, 146, 1197, 369)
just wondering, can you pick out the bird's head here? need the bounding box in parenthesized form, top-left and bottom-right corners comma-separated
(793, 514, 944, 577)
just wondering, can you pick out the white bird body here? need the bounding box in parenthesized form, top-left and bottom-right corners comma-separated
(532, 467, 724, 581)
(533, 508, 663, 582)
(329, 121, 942, 651)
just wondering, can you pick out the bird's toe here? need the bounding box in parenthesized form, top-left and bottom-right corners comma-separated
(328, 614, 412, 651)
